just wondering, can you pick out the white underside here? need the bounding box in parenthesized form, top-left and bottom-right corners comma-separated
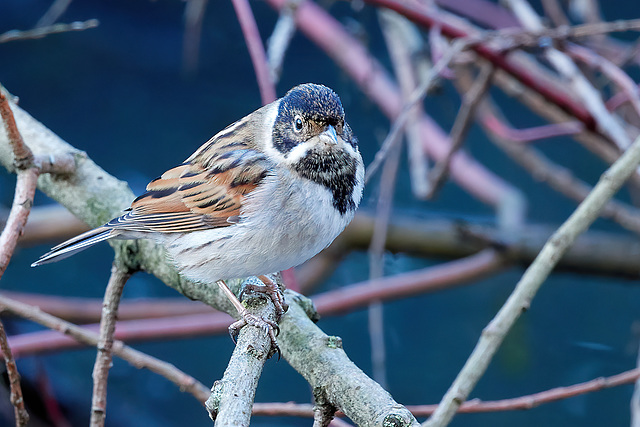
(144, 103, 364, 285)
(161, 170, 357, 284)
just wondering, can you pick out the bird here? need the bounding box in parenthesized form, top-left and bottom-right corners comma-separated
(32, 83, 365, 353)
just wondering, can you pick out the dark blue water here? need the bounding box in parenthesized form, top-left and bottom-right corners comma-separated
(1, 1, 639, 426)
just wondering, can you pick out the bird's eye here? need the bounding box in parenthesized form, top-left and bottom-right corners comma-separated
(294, 116, 303, 132)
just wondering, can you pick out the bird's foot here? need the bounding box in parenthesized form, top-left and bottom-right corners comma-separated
(229, 311, 281, 359)
(242, 274, 289, 321)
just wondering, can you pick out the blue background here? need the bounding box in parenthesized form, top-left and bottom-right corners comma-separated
(1, 1, 639, 426)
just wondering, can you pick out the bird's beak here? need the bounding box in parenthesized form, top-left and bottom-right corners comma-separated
(319, 125, 339, 145)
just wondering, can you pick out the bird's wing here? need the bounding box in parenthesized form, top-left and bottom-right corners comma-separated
(111, 117, 272, 233)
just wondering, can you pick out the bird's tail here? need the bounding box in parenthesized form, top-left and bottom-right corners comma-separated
(31, 226, 114, 267)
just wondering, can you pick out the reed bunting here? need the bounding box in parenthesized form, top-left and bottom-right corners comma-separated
(33, 83, 365, 352)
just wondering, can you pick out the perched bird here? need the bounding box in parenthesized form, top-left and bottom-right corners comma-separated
(32, 83, 365, 351)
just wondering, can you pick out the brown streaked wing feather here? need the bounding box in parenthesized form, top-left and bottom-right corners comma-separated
(116, 116, 272, 233)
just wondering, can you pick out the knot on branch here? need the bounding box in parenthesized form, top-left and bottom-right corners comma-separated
(312, 387, 338, 427)
(380, 409, 418, 427)
(205, 380, 224, 421)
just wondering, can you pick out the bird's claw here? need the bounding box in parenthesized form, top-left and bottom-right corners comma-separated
(243, 275, 289, 321)
(228, 311, 281, 359)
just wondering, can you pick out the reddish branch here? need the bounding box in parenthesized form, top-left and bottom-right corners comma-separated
(314, 248, 505, 315)
(0, 90, 34, 427)
(427, 63, 494, 198)
(1, 249, 505, 357)
(250, 366, 640, 416)
(0, 294, 210, 403)
(363, 0, 640, 140)
(90, 264, 131, 427)
(0, 320, 28, 426)
(232, 0, 276, 104)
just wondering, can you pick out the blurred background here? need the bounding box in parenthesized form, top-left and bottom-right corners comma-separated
(1, 0, 640, 425)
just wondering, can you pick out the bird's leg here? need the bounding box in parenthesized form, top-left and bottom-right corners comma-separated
(242, 274, 288, 321)
(216, 279, 281, 359)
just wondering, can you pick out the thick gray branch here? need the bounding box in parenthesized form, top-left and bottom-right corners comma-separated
(282, 291, 419, 426)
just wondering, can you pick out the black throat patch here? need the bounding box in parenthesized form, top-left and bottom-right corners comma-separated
(293, 148, 358, 215)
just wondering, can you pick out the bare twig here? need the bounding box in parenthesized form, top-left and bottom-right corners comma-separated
(0, 289, 212, 324)
(427, 62, 495, 198)
(379, 9, 431, 198)
(6, 311, 232, 357)
(232, 0, 277, 104)
(633, 342, 640, 427)
(36, 0, 74, 28)
(473, 92, 640, 235)
(364, 39, 470, 183)
(0, 294, 210, 404)
(314, 248, 506, 315)
(267, 0, 300, 84)
(0, 320, 28, 426)
(364, 0, 640, 140)
(504, 0, 631, 150)
(0, 91, 32, 169)
(485, 120, 584, 142)
(567, 44, 640, 121)
(0, 19, 99, 43)
(251, 365, 640, 417)
(0, 89, 37, 276)
(182, 0, 208, 76)
(365, 99, 403, 387)
(0, 90, 75, 277)
(0, 168, 39, 278)
(424, 132, 640, 426)
(90, 263, 132, 427)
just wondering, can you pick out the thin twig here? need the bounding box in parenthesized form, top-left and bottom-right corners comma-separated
(379, 9, 431, 198)
(90, 263, 132, 427)
(367, 124, 402, 389)
(424, 132, 640, 426)
(0, 320, 28, 426)
(0, 91, 32, 169)
(182, 0, 208, 76)
(0, 90, 39, 277)
(0, 168, 39, 278)
(472, 88, 640, 235)
(314, 248, 506, 315)
(504, 0, 631, 150)
(632, 342, 640, 427)
(365, 39, 470, 183)
(0, 19, 99, 44)
(540, 0, 569, 27)
(6, 311, 232, 357)
(251, 365, 640, 416)
(36, 0, 74, 28)
(427, 63, 495, 198)
(232, 0, 277, 104)
(568, 43, 640, 121)
(267, 0, 300, 84)
(486, 120, 584, 143)
(0, 294, 211, 404)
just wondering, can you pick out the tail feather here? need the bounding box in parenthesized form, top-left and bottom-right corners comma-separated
(31, 226, 114, 267)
